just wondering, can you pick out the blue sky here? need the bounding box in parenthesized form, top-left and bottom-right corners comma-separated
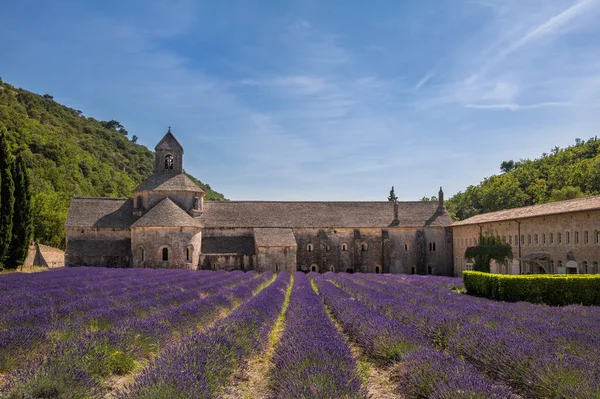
(1, 0, 600, 201)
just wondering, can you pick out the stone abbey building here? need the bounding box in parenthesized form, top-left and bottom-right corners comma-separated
(452, 196, 600, 276)
(65, 129, 455, 274)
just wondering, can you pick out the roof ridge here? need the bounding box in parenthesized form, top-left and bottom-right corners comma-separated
(72, 196, 129, 200)
(203, 200, 434, 204)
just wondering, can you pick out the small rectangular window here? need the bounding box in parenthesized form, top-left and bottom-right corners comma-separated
(575, 231, 579, 244)
(584, 231, 589, 244)
(404, 243, 409, 251)
(521, 235, 525, 245)
(558, 232, 562, 244)
(566, 231, 571, 244)
(534, 234, 538, 245)
(542, 234, 546, 245)
(550, 233, 554, 244)
(528, 234, 532, 245)
(596, 231, 600, 244)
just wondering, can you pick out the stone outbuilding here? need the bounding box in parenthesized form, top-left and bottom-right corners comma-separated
(452, 196, 600, 275)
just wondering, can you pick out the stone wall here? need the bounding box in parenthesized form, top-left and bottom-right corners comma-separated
(65, 228, 131, 267)
(131, 226, 201, 269)
(452, 210, 600, 275)
(134, 190, 202, 214)
(199, 254, 254, 271)
(256, 246, 297, 273)
(293, 227, 454, 275)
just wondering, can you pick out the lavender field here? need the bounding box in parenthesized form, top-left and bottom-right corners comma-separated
(1, 268, 599, 399)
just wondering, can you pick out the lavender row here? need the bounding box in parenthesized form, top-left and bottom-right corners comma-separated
(0, 268, 223, 315)
(313, 273, 514, 398)
(0, 271, 254, 373)
(311, 273, 424, 362)
(6, 271, 274, 397)
(268, 272, 366, 399)
(334, 273, 600, 398)
(0, 269, 235, 329)
(123, 272, 288, 399)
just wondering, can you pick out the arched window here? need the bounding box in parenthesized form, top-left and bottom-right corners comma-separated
(341, 243, 348, 252)
(582, 261, 588, 274)
(375, 266, 380, 274)
(138, 246, 144, 261)
(404, 243, 409, 251)
(310, 264, 318, 272)
(330, 265, 335, 272)
(162, 247, 169, 261)
(275, 264, 280, 272)
(212, 263, 217, 270)
(410, 266, 416, 274)
(136, 196, 142, 209)
(428, 266, 433, 275)
(186, 246, 193, 263)
(307, 243, 313, 252)
(164, 155, 174, 170)
(361, 243, 368, 252)
(241, 261, 245, 271)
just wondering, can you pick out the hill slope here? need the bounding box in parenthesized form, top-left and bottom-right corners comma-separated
(0, 78, 225, 249)
(447, 137, 600, 220)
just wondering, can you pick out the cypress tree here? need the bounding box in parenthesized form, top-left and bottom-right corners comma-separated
(7, 153, 33, 268)
(0, 131, 15, 266)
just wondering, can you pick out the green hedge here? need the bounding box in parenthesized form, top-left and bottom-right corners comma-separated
(463, 271, 600, 306)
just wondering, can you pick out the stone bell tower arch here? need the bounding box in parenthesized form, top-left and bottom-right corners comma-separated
(155, 127, 184, 174)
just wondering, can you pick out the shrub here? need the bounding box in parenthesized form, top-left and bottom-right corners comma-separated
(463, 271, 600, 306)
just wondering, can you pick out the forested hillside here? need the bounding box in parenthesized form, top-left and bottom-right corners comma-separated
(0, 78, 225, 249)
(447, 137, 600, 220)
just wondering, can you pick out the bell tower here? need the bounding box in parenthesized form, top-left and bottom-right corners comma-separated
(155, 127, 184, 174)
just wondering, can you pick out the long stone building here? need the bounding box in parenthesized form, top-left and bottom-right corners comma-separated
(65, 129, 455, 274)
(452, 197, 600, 276)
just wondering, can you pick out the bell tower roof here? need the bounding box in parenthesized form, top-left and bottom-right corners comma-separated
(155, 127, 184, 153)
(154, 127, 184, 174)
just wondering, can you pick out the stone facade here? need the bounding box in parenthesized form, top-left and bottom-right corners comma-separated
(452, 198, 600, 276)
(65, 129, 455, 274)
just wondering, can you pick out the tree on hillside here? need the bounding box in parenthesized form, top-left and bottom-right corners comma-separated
(388, 186, 398, 202)
(500, 160, 515, 173)
(0, 131, 15, 266)
(7, 153, 34, 268)
(549, 186, 584, 202)
(465, 233, 513, 273)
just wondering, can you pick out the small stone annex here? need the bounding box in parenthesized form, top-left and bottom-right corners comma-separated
(65, 129, 455, 274)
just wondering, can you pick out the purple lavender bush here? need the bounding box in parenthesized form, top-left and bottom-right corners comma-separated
(268, 272, 367, 399)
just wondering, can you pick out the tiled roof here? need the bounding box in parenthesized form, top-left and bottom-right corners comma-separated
(65, 197, 137, 229)
(201, 236, 255, 255)
(131, 197, 202, 228)
(452, 195, 600, 227)
(254, 228, 297, 247)
(155, 130, 183, 152)
(37, 244, 65, 256)
(134, 172, 204, 192)
(199, 201, 452, 228)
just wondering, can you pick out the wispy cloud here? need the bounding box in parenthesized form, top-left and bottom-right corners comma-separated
(466, 0, 600, 84)
(465, 101, 573, 111)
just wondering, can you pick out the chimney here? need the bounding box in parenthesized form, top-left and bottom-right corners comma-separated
(438, 187, 444, 212)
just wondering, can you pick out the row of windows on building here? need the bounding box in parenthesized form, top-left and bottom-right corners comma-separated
(137, 246, 194, 263)
(305, 242, 437, 252)
(458, 230, 600, 248)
